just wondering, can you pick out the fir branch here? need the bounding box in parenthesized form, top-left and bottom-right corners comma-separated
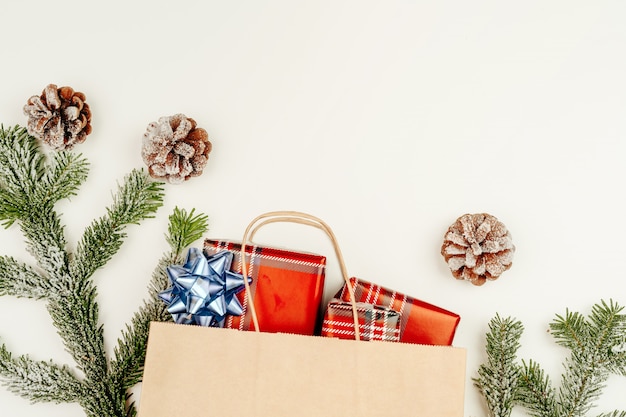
(0, 188, 23, 229)
(165, 207, 209, 256)
(517, 359, 558, 417)
(0, 125, 46, 227)
(108, 169, 164, 226)
(589, 300, 626, 375)
(109, 207, 208, 415)
(0, 114, 185, 417)
(474, 314, 524, 417)
(0, 344, 84, 404)
(0, 255, 52, 299)
(0, 125, 45, 200)
(552, 300, 626, 417)
(607, 344, 626, 376)
(549, 309, 588, 352)
(0, 126, 84, 280)
(110, 254, 176, 392)
(479, 301, 626, 417)
(70, 169, 164, 281)
(0, 126, 71, 279)
(46, 282, 108, 379)
(557, 353, 605, 417)
(34, 150, 90, 206)
(20, 209, 70, 280)
(81, 378, 127, 417)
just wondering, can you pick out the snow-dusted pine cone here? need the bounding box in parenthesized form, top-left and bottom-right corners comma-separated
(441, 213, 514, 286)
(141, 114, 212, 184)
(23, 84, 92, 150)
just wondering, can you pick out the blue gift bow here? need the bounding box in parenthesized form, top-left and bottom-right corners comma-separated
(159, 247, 251, 327)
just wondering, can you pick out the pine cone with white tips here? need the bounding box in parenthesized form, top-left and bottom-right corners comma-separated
(441, 213, 514, 285)
(141, 114, 212, 184)
(23, 84, 92, 150)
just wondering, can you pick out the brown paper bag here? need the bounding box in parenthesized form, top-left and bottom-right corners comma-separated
(137, 211, 467, 417)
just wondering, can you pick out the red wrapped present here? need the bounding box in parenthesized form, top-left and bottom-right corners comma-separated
(321, 299, 401, 342)
(337, 277, 460, 345)
(203, 239, 326, 335)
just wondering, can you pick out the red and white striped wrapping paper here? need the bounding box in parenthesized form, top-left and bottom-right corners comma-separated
(321, 299, 401, 342)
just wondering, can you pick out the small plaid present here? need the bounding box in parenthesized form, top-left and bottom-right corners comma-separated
(321, 299, 401, 342)
(203, 239, 326, 335)
(337, 277, 460, 345)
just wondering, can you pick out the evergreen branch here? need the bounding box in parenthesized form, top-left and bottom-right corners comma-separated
(606, 346, 626, 376)
(108, 169, 165, 226)
(589, 300, 626, 353)
(597, 411, 626, 417)
(109, 207, 208, 415)
(110, 251, 177, 392)
(0, 255, 52, 299)
(0, 134, 72, 279)
(46, 281, 108, 379)
(474, 314, 524, 417)
(35, 151, 90, 206)
(70, 169, 164, 281)
(554, 300, 626, 417)
(550, 310, 588, 352)
(589, 300, 626, 363)
(110, 302, 172, 391)
(80, 378, 127, 417)
(0, 125, 46, 228)
(0, 188, 22, 228)
(165, 207, 209, 256)
(558, 353, 606, 417)
(20, 209, 70, 281)
(0, 125, 45, 205)
(517, 359, 558, 417)
(0, 343, 84, 404)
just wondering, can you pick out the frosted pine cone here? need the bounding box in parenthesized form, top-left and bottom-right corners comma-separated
(441, 213, 514, 286)
(141, 114, 212, 184)
(23, 84, 92, 150)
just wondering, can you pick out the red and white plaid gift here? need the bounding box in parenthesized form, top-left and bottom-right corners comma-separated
(203, 239, 326, 336)
(337, 277, 460, 345)
(321, 299, 401, 342)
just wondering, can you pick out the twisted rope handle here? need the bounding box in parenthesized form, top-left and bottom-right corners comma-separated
(240, 211, 361, 340)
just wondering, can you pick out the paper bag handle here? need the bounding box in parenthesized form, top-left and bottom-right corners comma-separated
(240, 211, 361, 340)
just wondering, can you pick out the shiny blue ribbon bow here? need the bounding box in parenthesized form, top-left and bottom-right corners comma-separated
(159, 247, 251, 327)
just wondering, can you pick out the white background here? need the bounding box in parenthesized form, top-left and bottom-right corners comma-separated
(1, 1, 625, 416)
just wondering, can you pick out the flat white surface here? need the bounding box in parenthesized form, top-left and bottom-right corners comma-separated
(0, 1, 625, 416)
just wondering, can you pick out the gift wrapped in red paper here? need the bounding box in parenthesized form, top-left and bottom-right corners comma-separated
(203, 239, 326, 335)
(337, 277, 460, 345)
(321, 299, 401, 342)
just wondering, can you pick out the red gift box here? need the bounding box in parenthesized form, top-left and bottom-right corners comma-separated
(203, 239, 326, 335)
(321, 299, 401, 342)
(338, 277, 460, 345)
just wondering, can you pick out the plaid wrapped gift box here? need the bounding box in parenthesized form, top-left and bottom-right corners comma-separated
(203, 239, 326, 335)
(321, 299, 401, 342)
(337, 277, 460, 345)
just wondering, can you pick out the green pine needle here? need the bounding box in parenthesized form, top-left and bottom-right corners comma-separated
(0, 123, 208, 417)
(517, 359, 558, 417)
(0, 344, 84, 404)
(0, 125, 47, 227)
(0, 255, 52, 299)
(474, 314, 524, 417)
(165, 206, 209, 257)
(597, 411, 626, 417)
(110, 207, 209, 396)
(477, 301, 626, 417)
(71, 169, 164, 281)
(35, 150, 90, 207)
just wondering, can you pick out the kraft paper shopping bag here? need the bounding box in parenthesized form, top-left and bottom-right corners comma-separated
(138, 321, 466, 416)
(137, 211, 467, 417)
